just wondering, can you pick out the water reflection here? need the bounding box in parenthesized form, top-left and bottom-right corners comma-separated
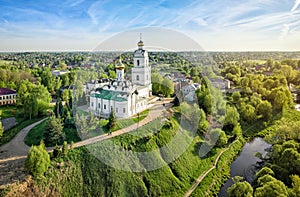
(218, 137, 271, 197)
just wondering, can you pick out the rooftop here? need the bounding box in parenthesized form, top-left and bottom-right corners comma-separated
(0, 88, 16, 96)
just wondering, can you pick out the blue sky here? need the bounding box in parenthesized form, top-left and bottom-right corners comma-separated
(0, 0, 300, 51)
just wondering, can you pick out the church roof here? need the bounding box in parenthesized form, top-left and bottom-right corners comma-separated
(91, 89, 128, 102)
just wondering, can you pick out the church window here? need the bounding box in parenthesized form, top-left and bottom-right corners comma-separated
(137, 60, 140, 66)
(123, 108, 126, 113)
(116, 108, 118, 113)
(91, 102, 94, 107)
(98, 103, 101, 108)
(104, 104, 106, 110)
(136, 75, 139, 81)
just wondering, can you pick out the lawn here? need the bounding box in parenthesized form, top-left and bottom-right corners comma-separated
(25, 120, 80, 146)
(0, 105, 18, 119)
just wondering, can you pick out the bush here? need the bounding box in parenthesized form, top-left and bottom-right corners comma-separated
(25, 143, 50, 177)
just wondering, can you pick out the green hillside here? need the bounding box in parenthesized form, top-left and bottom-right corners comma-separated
(30, 116, 242, 197)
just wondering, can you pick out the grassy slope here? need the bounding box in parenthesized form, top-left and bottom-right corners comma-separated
(34, 117, 224, 197)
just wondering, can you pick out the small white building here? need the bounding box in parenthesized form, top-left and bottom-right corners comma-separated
(52, 70, 70, 77)
(89, 38, 152, 118)
(0, 88, 17, 106)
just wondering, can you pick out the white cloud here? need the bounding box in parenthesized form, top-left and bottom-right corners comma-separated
(280, 24, 290, 39)
(291, 0, 300, 12)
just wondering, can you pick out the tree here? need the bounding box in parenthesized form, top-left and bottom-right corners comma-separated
(208, 128, 227, 148)
(240, 103, 256, 123)
(62, 141, 68, 157)
(43, 116, 65, 146)
(25, 143, 50, 177)
(227, 181, 253, 197)
(254, 175, 288, 197)
(151, 73, 163, 95)
(254, 167, 275, 183)
(107, 108, 117, 131)
(223, 106, 240, 133)
(256, 100, 272, 121)
(232, 91, 241, 104)
(75, 113, 88, 137)
(161, 78, 174, 97)
(0, 121, 3, 139)
(290, 175, 300, 197)
(198, 109, 209, 134)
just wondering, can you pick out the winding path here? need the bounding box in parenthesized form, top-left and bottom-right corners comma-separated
(0, 101, 172, 188)
(0, 118, 47, 187)
(183, 148, 227, 197)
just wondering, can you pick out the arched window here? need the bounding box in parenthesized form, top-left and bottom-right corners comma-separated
(137, 60, 140, 66)
(136, 75, 139, 81)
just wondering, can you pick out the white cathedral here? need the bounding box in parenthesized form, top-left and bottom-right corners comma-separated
(89, 38, 152, 118)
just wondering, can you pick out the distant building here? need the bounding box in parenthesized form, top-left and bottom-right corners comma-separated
(51, 70, 70, 77)
(0, 88, 17, 106)
(175, 79, 200, 102)
(210, 78, 230, 92)
(84, 79, 112, 95)
(89, 37, 152, 118)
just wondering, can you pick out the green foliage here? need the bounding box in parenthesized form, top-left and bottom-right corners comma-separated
(0, 118, 41, 146)
(25, 143, 50, 177)
(25, 120, 79, 147)
(191, 137, 246, 196)
(208, 128, 228, 148)
(162, 78, 174, 97)
(18, 80, 51, 119)
(151, 72, 163, 95)
(0, 121, 3, 139)
(254, 167, 275, 184)
(254, 175, 288, 197)
(107, 108, 117, 131)
(227, 181, 253, 197)
(223, 106, 240, 133)
(290, 175, 300, 197)
(62, 141, 69, 156)
(43, 116, 65, 146)
(256, 100, 272, 121)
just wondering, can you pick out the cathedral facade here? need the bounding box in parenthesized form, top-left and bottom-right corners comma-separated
(89, 38, 152, 118)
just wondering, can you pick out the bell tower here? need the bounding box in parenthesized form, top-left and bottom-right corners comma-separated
(132, 34, 151, 87)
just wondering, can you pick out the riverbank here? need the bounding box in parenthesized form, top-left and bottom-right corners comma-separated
(218, 137, 271, 197)
(189, 137, 246, 196)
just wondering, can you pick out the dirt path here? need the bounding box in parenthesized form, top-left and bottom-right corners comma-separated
(183, 148, 227, 197)
(0, 118, 47, 188)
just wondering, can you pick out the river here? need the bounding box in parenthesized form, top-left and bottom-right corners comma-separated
(218, 137, 271, 197)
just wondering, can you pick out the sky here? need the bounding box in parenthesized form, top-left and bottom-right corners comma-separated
(0, 0, 300, 51)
